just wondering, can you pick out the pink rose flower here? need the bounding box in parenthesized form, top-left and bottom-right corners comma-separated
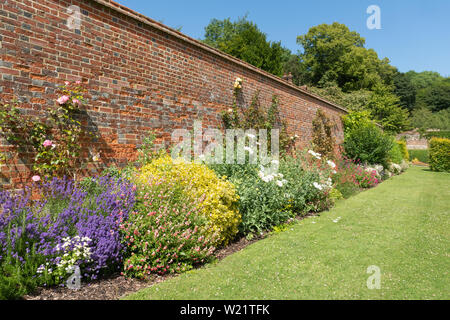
(32, 175, 41, 182)
(72, 98, 80, 106)
(57, 95, 70, 105)
(43, 140, 53, 147)
(75, 80, 81, 85)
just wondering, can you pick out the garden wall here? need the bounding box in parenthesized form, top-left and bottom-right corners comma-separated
(0, 0, 346, 189)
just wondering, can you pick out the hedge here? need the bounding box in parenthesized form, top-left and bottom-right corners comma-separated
(429, 138, 450, 172)
(408, 149, 429, 163)
(424, 131, 450, 140)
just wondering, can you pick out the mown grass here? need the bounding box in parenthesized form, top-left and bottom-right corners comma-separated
(125, 166, 449, 300)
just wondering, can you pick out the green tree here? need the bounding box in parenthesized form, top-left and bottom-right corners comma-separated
(366, 84, 410, 133)
(405, 70, 444, 90)
(415, 78, 450, 112)
(296, 22, 396, 91)
(410, 108, 450, 131)
(393, 71, 417, 111)
(282, 53, 305, 86)
(203, 16, 287, 76)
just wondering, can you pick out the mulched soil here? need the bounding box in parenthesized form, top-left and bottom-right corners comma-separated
(23, 213, 319, 300)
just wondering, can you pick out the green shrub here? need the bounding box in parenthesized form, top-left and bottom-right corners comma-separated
(429, 138, 450, 172)
(396, 140, 409, 160)
(388, 141, 404, 164)
(408, 149, 429, 163)
(280, 153, 334, 214)
(343, 125, 393, 167)
(209, 150, 336, 236)
(342, 110, 375, 139)
(210, 163, 294, 235)
(335, 181, 360, 199)
(121, 178, 218, 278)
(137, 155, 240, 246)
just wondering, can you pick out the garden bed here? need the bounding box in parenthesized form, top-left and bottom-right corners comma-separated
(23, 234, 263, 300)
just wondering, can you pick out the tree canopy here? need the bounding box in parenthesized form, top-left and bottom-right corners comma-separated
(203, 17, 287, 76)
(202, 18, 449, 133)
(296, 22, 396, 92)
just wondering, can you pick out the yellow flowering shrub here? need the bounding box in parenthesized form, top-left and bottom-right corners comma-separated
(136, 155, 241, 245)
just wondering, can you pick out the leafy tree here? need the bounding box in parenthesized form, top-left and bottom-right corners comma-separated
(415, 78, 450, 112)
(405, 71, 444, 90)
(309, 82, 371, 111)
(203, 16, 287, 76)
(393, 71, 416, 111)
(366, 84, 410, 133)
(410, 108, 450, 131)
(296, 22, 396, 91)
(282, 53, 305, 86)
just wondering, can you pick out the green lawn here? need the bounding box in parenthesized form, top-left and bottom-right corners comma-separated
(125, 166, 450, 300)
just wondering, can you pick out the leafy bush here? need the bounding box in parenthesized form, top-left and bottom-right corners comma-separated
(121, 177, 217, 278)
(388, 141, 404, 164)
(210, 151, 335, 235)
(396, 140, 409, 161)
(343, 125, 393, 167)
(408, 149, 429, 163)
(280, 151, 335, 214)
(342, 110, 375, 139)
(137, 155, 240, 246)
(210, 162, 293, 236)
(335, 181, 360, 199)
(0, 176, 135, 299)
(429, 138, 450, 172)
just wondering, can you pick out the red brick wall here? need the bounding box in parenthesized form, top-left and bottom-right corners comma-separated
(0, 0, 346, 189)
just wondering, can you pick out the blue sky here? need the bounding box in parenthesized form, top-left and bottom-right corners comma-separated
(117, 0, 450, 76)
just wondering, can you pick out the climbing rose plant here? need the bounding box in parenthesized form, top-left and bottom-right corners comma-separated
(0, 81, 95, 178)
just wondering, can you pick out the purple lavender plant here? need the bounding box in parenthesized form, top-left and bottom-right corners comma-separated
(0, 175, 136, 286)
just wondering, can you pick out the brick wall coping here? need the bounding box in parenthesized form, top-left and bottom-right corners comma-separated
(92, 0, 348, 114)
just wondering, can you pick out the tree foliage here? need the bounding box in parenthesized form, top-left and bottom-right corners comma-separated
(203, 16, 287, 76)
(366, 84, 411, 133)
(415, 78, 450, 112)
(297, 22, 396, 91)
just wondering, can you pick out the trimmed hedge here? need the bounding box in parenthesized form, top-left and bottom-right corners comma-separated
(429, 138, 450, 172)
(409, 149, 429, 163)
(424, 131, 450, 140)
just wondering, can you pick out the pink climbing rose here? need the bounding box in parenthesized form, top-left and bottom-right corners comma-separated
(32, 175, 41, 182)
(43, 140, 53, 147)
(72, 98, 80, 106)
(57, 95, 70, 105)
